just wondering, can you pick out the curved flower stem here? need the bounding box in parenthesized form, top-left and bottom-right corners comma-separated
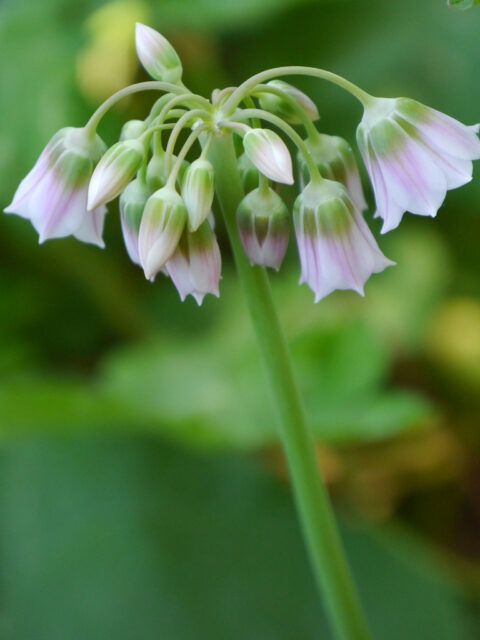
(208, 132, 372, 640)
(222, 66, 374, 115)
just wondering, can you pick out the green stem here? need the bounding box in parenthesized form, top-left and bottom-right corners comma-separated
(208, 132, 372, 640)
(222, 66, 374, 114)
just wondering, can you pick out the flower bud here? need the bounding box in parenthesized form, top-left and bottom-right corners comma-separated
(237, 187, 290, 270)
(243, 129, 294, 185)
(166, 220, 221, 305)
(294, 180, 393, 301)
(120, 119, 148, 141)
(297, 134, 367, 211)
(257, 80, 319, 125)
(88, 139, 145, 210)
(138, 186, 187, 280)
(135, 23, 182, 84)
(237, 152, 260, 193)
(147, 154, 189, 191)
(5, 126, 107, 244)
(181, 158, 215, 232)
(119, 178, 151, 266)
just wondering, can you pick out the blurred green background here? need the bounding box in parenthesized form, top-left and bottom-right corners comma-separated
(1, 0, 480, 638)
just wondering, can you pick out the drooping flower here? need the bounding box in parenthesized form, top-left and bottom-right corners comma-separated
(138, 185, 187, 280)
(257, 80, 319, 125)
(293, 180, 394, 301)
(237, 186, 290, 270)
(166, 220, 221, 305)
(298, 134, 367, 211)
(135, 23, 183, 84)
(119, 178, 151, 266)
(357, 97, 480, 233)
(87, 139, 145, 210)
(4, 127, 107, 245)
(181, 158, 215, 232)
(243, 128, 294, 185)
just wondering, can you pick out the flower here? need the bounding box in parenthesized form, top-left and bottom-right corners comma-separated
(87, 139, 145, 210)
(135, 23, 183, 84)
(166, 220, 221, 305)
(237, 186, 290, 270)
(257, 80, 319, 124)
(357, 97, 480, 233)
(298, 134, 367, 211)
(119, 178, 151, 266)
(138, 185, 187, 280)
(293, 180, 394, 301)
(4, 127, 107, 245)
(243, 128, 294, 184)
(181, 158, 215, 232)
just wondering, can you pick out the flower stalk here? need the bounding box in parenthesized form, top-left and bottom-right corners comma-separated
(209, 132, 372, 640)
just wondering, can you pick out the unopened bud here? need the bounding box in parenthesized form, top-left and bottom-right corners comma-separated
(257, 80, 319, 125)
(243, 128, 293, 185)
(237, 186, 290, 270)
(138, 186, 187, 280)
(297, 134, 367, 211)
(120, 119, 148, 141)
(88, 139, 145, 210)
(182, 158, 215, 232)
(119, 178, 151, 266)
(135, 23, 183, 84)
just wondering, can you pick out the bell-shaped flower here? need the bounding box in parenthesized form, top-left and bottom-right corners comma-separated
(166, 220, 221, 305)
(356, 97, 480, 233)
(182, 158, 215, 232)
(135, 23, 183, 84)
(293, 180, 394, 302)
(243, 128, 294, 185)
(119, 178, 151, 266)
(257, 80, 319, 125)
(4, 127, 107, 245)
(87, 139, 146, 210)
(298, 134, 367, 211)
(138, 185, 187, 280)
(237, 186, 290, 270)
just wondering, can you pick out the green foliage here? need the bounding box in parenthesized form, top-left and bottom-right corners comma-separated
(1, 436, 472, 640)
(448, 0, 480, 9)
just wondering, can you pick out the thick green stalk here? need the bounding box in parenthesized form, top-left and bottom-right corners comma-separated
(209, 133, 372, 640)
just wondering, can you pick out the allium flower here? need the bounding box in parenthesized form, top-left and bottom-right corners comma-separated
(298, 134, 367, 211)
(4, 127, 106, 245)
(357, 97, 480, 233)
(166, 220, 221, 305)
(243, 129, 294, 185)
(119, 178, 151, 266)
(294, 180, 394, 301)
(88, 139, 146, 210)
(181, 158, 215, 232)
(237, 186, 290, 270)
(135, 23, 183, 84)
(138, 185, 187, 280)
(257, 80, 319, 125)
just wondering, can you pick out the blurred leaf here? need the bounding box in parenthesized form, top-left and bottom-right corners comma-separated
(0, 436, 472, 640)
(448, 0, 480, 8)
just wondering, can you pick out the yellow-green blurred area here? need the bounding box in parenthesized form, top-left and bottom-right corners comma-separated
(1, 0, 480, 638)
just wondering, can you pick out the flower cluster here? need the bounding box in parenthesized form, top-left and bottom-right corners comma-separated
(6, 24, 480, 304)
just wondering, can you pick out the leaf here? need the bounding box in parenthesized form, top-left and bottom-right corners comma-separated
(0, 436, 472, 640)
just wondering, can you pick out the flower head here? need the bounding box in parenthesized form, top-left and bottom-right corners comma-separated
(243, 128, 294, 185)
(166, 220, 221, 305)
(298, 134, 367, 211)
(294, 180, 394, 301)
(135, 23, 183, 84)
(88, 139, 146, 210)
(119, 178, 151, 266)
(5, 127, 106, 245)
(138, 185, 187, 280)
(237, 186, 290, 270)
(357, 97, 480, 233)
